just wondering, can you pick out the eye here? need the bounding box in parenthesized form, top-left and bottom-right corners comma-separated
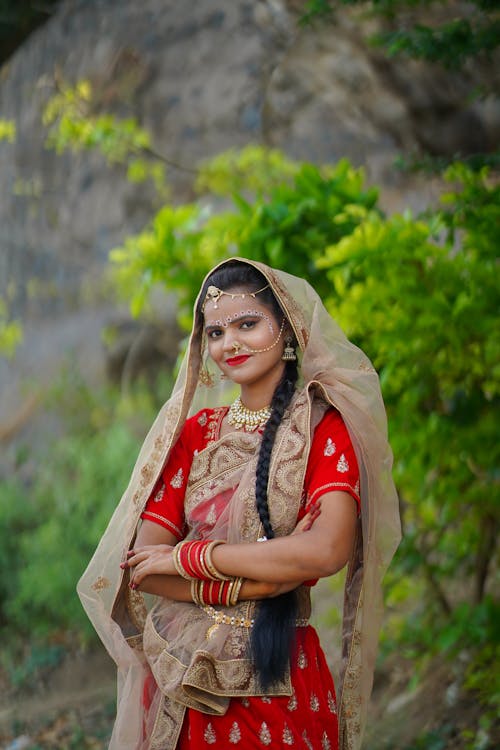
(207, 329, 222, 339)
(240, 320, 257, 330)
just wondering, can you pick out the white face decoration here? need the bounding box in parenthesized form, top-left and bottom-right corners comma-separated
(208, 308, 275, 336)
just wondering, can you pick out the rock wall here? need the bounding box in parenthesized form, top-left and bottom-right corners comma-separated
(0, 0, 498, 431)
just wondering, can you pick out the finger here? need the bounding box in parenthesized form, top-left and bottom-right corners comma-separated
(127, 545, 155, 557)
(124, 550, 152, 568)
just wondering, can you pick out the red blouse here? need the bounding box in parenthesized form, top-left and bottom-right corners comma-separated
(141, 406, 359, 538)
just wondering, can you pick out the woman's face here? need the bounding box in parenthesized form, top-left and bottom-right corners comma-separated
(204, 287, 286, 392)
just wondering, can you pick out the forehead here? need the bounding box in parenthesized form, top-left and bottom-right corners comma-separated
(203, 289, 276, 326)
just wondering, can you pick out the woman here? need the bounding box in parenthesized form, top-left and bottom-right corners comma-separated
(78, 258, 400, 750)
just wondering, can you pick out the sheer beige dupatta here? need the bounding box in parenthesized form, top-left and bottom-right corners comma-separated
(77, 258, 401, 750)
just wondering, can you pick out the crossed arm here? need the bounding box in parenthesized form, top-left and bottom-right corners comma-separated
(124, 490, 357, 602)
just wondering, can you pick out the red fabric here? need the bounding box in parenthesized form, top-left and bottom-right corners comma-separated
(303, 408, 360, 511)
(177, 626, 338, 749)
(141, 407, 360, 535)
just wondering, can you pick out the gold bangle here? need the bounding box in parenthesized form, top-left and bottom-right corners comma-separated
(172, 541, 191, 580)
(229, 577, 244, 606)
(190, 579, 200, 605)
(204, 540, 231, 581)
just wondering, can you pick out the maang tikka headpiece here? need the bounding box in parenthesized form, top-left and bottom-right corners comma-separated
(203, 284, 270, 311)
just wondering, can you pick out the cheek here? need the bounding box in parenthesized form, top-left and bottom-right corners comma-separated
(207, 338, 221, 357)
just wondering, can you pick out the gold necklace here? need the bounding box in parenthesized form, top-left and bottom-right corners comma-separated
(227, 396, 271, 432)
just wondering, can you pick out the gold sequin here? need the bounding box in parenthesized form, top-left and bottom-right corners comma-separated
(204, 722, 216, 744)
(324, 438, 336, 456)
(283, 723, 294, 745)
(153, 485, 165, 502)
(170, 468, 184, 489)
(310, 692, 320, 711)
(336, 454, 349, 473)
(229, 721, 241, 744)
(259, 722, 272, 746)
(322, 731, 332, 750)
(198, 412, 208, 426)
(206, 503, 217, 526)
(287, 689, 298, 711)
(297, 646, 308, 669)
(327, 690, 337, 714)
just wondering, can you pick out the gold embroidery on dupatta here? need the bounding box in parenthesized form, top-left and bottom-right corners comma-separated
(91, 576, 110, 591)
(126, 587, 148, 631)
(149, 695, 186, 750)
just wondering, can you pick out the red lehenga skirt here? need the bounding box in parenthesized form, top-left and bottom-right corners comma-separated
(176, 626, 338, 749)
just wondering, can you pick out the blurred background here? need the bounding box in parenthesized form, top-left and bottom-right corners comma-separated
(0, 1, 498, 748)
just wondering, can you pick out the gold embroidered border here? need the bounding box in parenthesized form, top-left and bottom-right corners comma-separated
(308, 481, 360, 505)
(141, 511, 183, 539)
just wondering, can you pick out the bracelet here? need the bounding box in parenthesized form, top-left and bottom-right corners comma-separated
(190, 577, 244, 606)
(204, 540, 231, 580)
(173, 542, 192, 580)
(174, 540, 231, 581)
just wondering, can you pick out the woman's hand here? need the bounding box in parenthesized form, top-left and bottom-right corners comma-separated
(291, 500, 321, 535)
(122, 544, 176, 588)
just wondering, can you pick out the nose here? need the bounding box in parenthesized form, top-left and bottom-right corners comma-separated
(222, 330, 241, 354)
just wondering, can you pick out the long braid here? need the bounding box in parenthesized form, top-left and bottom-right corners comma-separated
(251, 358, 299, 689)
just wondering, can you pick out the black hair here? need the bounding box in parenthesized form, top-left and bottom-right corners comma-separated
(197, 261, 299, 689)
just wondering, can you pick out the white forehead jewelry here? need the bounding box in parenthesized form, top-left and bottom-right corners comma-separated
(207, 309, 275, 334)
(204, 284, 270, 310)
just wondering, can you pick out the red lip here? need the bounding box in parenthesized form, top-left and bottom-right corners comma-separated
(225, 355, 251, 366)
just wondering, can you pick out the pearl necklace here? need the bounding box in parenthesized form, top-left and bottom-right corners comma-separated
(227, 396, 271, 432)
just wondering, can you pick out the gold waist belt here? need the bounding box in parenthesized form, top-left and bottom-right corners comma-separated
(201, 604, 309, 631)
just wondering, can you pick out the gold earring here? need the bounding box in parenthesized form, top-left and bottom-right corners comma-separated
(199, 361, 215, 387)
(282, 337, 297, 361)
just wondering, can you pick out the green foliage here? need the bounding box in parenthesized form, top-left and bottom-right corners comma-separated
(43, 80, 168, 195)
(196, 144, 299, 197)
(317, 164, 499, 727)
(379, 16, 500, 69)
(0, 372, 161, 643)
(110, 153, 378, 325)
(0, 297, 23, 358)
(299, 1, 500, 70)
(0, 118, 16, 142)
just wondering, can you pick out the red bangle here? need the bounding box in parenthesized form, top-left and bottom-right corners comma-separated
(174, 540, 229, 581)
